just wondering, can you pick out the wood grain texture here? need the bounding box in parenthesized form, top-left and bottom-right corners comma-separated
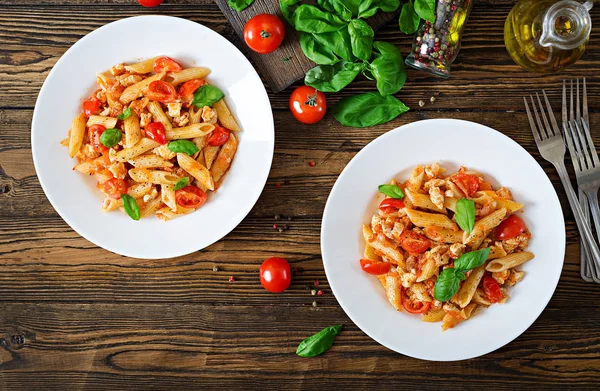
(1, 1, 600, 390)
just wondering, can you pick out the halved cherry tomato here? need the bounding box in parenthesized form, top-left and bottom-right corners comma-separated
(260, 257, 291, 293)
(496, 214, 526, 240)
(451, 173, 480, 197)
(379, 198, 405, 214)
(103, 178, 128, 200)
(400, 230, 431, 254)
(147, 80, 177, 103)
(145, 122, 167, 145)
(83, 99, 101, 117)
(153, 56, 182, 73)
(175, 186, 207, 208)
(207, 126, 230, 146)
(482, 275, 503, 303)
(137, 0, 163, 6)
(360, 258, 391, 275)
(89, 124, 108, 152)
(402, 290, 431, 314)
(243, 14, 285, 54)
(289, 86, 326, 124)
(178, 79, 206, 101)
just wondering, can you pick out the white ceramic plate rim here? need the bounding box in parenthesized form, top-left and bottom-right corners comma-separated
(321, 119, 565, 361)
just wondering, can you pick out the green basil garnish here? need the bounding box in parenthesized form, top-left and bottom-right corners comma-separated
(414, 0, 436, 23)
(296, 325, 342, 357)
(292, 5, 347, 33)
(378, 184, 404, 199)
(369, 41, 407, 96)
(358, 0, 400, 19)
(117, 108, 132, 120)
(305, 61, 364, 93)
(333, 92, 409, 128)
(317, 0, 353, 21)
(173, 177, 189, 191)
(299, 33, 340, 65)
(348, 19, 374, 61)
(192, 85, 225, 108)
(399, 0, 420, 34)
(99, 128, 122, 148)
(227, 0, 255, 12)
(312, 29, 355, 62)
(455, 198, 476, 234)
(454, 248, 491, 271)
(121, 194, 140, 221)
(167, 140, 199, 156)
(280, 0, 303, 24)
(433, 248, 491, 302)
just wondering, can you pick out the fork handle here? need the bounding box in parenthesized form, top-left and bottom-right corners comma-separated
(555, 162, 600, 270)
(578, 189, 594, 282)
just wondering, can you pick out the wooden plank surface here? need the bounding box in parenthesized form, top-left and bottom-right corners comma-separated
(213, 0, 397, 92)
(1, 1, 600, 390)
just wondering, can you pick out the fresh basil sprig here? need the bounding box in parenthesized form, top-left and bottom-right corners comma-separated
(455, 198, 476, 234)
(358, 0, 400, 18)
(117, 108, 132, 120)
(414, 0, 436, 23)
(369, 41, 407, 96)
(378, 184, 404, 199)
(305, 61, 364, 93)
(433, 248, 491, 302)
(313, 29, 355, 62)
(296, 324, 342, 357)
(227, 0, 255, 12)
(121, 194, 140, 221)
(299, 33, 340, 65)
(280, 0, 303, 24)
(99, 128, 122, 148)
(193, 85, 225, 108)
(292, 5, 347, 33)
(173, 177, 190, 191)
(333, 93, 409, 128)
(168, 140, 199, 156)
(317, 0, 352, 21)
(399, 0, 421, 34)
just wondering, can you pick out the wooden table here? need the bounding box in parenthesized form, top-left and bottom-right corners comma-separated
(1, 1, 599, 389)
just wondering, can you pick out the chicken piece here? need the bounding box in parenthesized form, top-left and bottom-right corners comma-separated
(429, 185, 445, 210)
(108, 102, 125, 118)
(117, 73, 143, 87)
(449, 243, 466, 259)
(424, 178, 445, 191)
(143, 187, 159, 203)
(108, 162, 127, 179)
(201, 106, 218, 124)
(167, 102, 182, 118)
(110, 63, 126, 76)
(425, 163, 445, 179)
(428, 244, 450, 266)
(496, 187, 512, 200)
(371, 214, 384, 233)
(410, 283, 432, 303)
(82, 144, 101, 160)
(400, 272, 417, 288)
(391, 221, 406, 241)
(153, 144, 176, 160)
(506, 270, 525, 286)
(502, 232, 531, 254)
(101, 197, 120, 212)
(492, 269, 510, 285)
(95, 90, 107, 103)
(173, 112, 190, 127)
(140, 112, 153, 128)
(99, 106, 111, 116)
(129, 98, 149, 117)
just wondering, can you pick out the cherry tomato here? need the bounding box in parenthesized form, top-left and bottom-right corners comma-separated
(259, 257, 291, 293)
(243, 14, 285, 54)
(175, 186, 207, 209)
(289, 86, 326, 124)
(137, 0, 164, 7)
(379, 198, 405, 214)
(178, 79, 206, 101)
(400, 230, 431, 254)
(207, 126, 230, 146)
(103, 178, 128, 200)
(482, 275, 503, 303)
(145, 122, 167, 145)
(451, 173, 480, 197)
(83, 99, 101, 117)
(153, 56, 182, 73)
(147, 80, 177, 103)
(402, 290, 431, 314)
(89, 124, 108, 152)
(360, 259, 391, 275)
(496, 214, 526, 240)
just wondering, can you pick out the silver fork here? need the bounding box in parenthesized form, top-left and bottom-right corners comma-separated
(524, 92, 600, 272)
(563, 79, 599, 282)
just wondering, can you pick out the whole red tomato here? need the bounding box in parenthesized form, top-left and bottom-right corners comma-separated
(289, 86, 326, 124)
(137, 0, 164, 6)
(243, 14, 285, 54)
(260, 257, 291, 293)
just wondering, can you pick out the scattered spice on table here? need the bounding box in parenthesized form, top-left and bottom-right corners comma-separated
(312, 301, 318, 307)
(277, 227, 284, 233)
(314, 280, 320, 286)
(308, 161, 316, 167)
(212, 265, 219, 272)
(430, 96, 436, 103)
(317, 290, 324, 296)
(311, 289, 317, 296)
(229, 276, 236, 282)
(419, 100, 425, 107)
(275, 182, 281, 188)
(273, 224, 278, 230)
(274, 214, 280, 221)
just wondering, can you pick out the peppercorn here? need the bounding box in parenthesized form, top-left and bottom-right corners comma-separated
(213, 265, 219, 272)
(314, 280, 320, 286)
(419, 100, 425, 107)
(317, 290, 324, 296)
(312, 301, 318, 307)
(278, 228, 283, 233)
(229, 276, 235, 282)
(430, 96, 436, 103)
(308, 161, 316, 167)
(311, 289, 317, 296)
(273, 224, 278, 230)
(274, 214, 281, 221)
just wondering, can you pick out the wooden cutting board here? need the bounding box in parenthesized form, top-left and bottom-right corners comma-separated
(215, 0, 398, 93)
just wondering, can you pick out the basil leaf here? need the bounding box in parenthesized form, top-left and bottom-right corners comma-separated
(296, 325, 342, 357)
(454, 248, 491, 272)
(280, 0, 302, 24)
(434, 268, 460, 302)
(333, 92, 409, 128)
(348, 19, 374, 61)
(193, 85, 225, 108)
(117, 107, 132, 120)
(121, 194, 141, 221)
(99, 128, 122, 148)
(173, 177, 189, 191)
(455, 198, 476, 234)
(313, 29, 355, 62)
(292, 5, 347, 33)
(228, 0, 255, 12)
(414, 0, 436, 23)
(168, 140, 200, 156)
(305, 62, 363, 93)
(317, 0, 352, 21)
(399, 0, 421, 34)
(358, 0, 400, 19)
(299, 33, 339, 65)
(378, 184, 404, 199)
(369, 41, 407, 96)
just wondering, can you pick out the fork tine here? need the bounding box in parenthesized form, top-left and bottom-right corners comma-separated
(543, 90, 561, 137)
(570, 80, 574, 121)
(562, 80, 568, 126)
(583, 77, 589, 126)
(564, 120, 582, 172)
(524, 97, 542, 143)
(530, 95, 546, 140)
(576, 79, 581, 122)
(581, 119, 600, 166)
(572, 119, 593, 170)
(536, 92, 553, 137)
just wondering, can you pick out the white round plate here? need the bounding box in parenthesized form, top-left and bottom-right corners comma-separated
(321, 119, 565, 361)
(32, 16, 274, 259)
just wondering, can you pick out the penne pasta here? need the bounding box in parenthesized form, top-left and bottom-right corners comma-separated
(161, 184, 177, 212)
(405, 208, 458, 231)
(124, 56, 161, 74)
(210, 132, 238, 184)
(486, 252, 534, 273)
(128, 153, 173, 169)
(405, 187, 446, 214)
(408, 165, 425, 193)
(127, 182, 153, 199)
(110, 138, 160, 162)
(120, 72, 166, 104)
(422, 308, 446, 322)
(472, 289, 492, 306)
(444, 197, 459, 212)
(129, 168, 180, 185)
(139, 196, 163, 219)
(147, 101, 173, 131)
(123, 112, 142, 148)
(213, 99, 241, 132)
(362, 225, 404, 266)
(166, 123, 214, 140)
(456, 265, 486, 308)
(424, 226, 464, 243)
(189, 106, 202, 124)
(176, 153, 214, 191)
(363, 243, 382, 261)
(416, 255, 437, 282)
(167, 67, 211, 85)
(68, 113, 86, 158)
(385, 273, 402, 311)
(156, 204, 195, 221)
(204, 145, 220, 170)
(495, 198, 524, 213)
(487, 244, 508, 260)
(87, 115, 118, 128)
(464, 208, 507, 248)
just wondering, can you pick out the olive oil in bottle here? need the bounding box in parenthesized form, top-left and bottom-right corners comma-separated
(504, 0, 593, 73)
